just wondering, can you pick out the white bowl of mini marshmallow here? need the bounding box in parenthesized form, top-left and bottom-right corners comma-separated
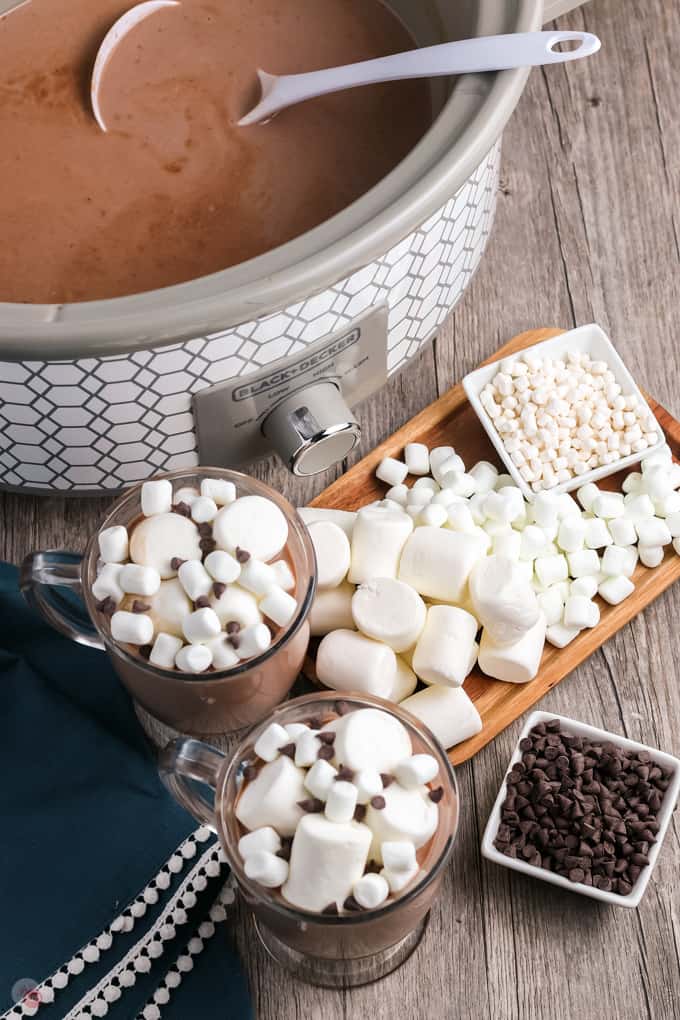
(463, 324, 666, 500)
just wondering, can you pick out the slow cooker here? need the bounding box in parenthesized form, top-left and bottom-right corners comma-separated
(0, 0, 584, 493)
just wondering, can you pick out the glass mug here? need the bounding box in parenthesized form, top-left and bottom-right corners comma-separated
(20, 469, 316, 735)
(159, 692, 459, 987)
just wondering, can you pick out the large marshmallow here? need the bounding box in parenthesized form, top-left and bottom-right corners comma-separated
(348, 507, 413, 585)
(365, 784, 438, 863)
(281, 814, 371, 913)
(351, 577, 426, 652)
(212, 495, 288, 562)
(145, 578, 192, 638)
(478, 613, 546, 684)
(297, 507, 356, 539)
(400, 685, 482, 750)
(129, 512, 202, 579)
(209, 584, 262, 628)
(308, 521, 351, 589)
(412, 605, 478, 687)
(390, 656, 418, 702)
(309, 582, 355, 636)
(235, 756, 306, 836)
(468, 555, 539, 647)
(316, 630, 396, 700)
(398, 527, 486, 603)
(333, 708, 412, 773)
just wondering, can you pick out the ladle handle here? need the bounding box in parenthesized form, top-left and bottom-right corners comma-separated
(240, 31, 600, 125)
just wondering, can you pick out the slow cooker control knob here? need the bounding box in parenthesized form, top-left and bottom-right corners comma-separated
(262, 381, 361, 476)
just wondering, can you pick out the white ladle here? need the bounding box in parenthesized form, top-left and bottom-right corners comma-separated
(238, 30, 600, 126)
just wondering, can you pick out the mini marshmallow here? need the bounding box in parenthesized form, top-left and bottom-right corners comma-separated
(639, 545, 664, 568)
(366, 783, 438, 863)
(92, 562, 124, 605)
(400, 685, 482, 750)
(439, 471, 476, 497)
(537, 588, 565, 626)
(446, 503, 477, 533)
(175, 643, 213, 673)
(353, 873, 389, 910)
(434, 454, 466, 482)
(564, 595, 600, 629)
(203, 549, 241, 584)
(119, 563, 161, 597)
(407, 487, 433, 508)
(325, 781, 358, 824)
(354, 768, 384, 805)
(493, 530, 522, 561)
(592, 492, 625, 519)
(308, 520, 351, 590)
(236, 756, 306, 836)
(270, 559, 295, 591)
(418, 503, 448, 528)
(244, 851, 289, 889)
(205, 635, 240, 670)
(381, 863, 419, 894)
(297, 507, 356, 538)
(520, 525, 551, 561)
(483, 488, 524, 524)
(583, 518, 612, 549)
(316, 630, 396, 699)
(333, 708, 412, 774)
(394, 754, 439, 789)
(570, 575, 599, 599)
(412, 606, 478, 687)
(381, 840, 418, 874)
(235, 623, 272, 660)
(376, 457, 408, 487)
(149, 632, 183, 669)
(577, 483, 600, 511)
(210, 584, 262, 628)
(469, 461, 499, 495)
(254, 722, 290, 762)
(534, 554, 569, 588)
(398, 526, 487, 603)
(294, 730, 322, 768)
(260, 587, 297, 628)
(557, 516, 585, 553)
(213, 495, 288, 562)
(531, 493, 561, 529)
(567, 548, 601, 578)
(182, 607, 222, 644)
(546, 622, 581, 648)
(598, 575, 635, 605)
(141, 479, 173, 517)
(642, 465, 672, 500)
(622, 472, 643, 494)
(608, 516, 637, 547)
(655, 491, 680, 518)
(404, 443, 430, 476)
(174, 486, 199, 506)
(478, 614, 546, 684)
(601, 544, 638, 578)
(282, 814, 371, 913)
(177, 560, 213, 601)
(238, 826, 282, 859)
(309, 582, 354, 636)
(667, 512, 680, 538)
(429, 446, 457, 477)
(624, 493, 656, 522)
(469, 556, 539, 647)
(200, 478, 236, 506)
(238, 559, 278, 597)
(110, 611, 154, 646)
(636, 518, 672, 546)
(304, 759, 337, 801)
(385, 484, 409, 506)
(348, 507, 413, 585)
(351, 577, 426, 653)
(190, 496, 218, 524)
(98, 525, 129, 564)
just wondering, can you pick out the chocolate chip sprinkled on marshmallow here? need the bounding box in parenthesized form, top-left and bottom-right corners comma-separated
(244, 850, 289, 888)
(111, 611, 154, 646)
(119, 564, 161, 598)
(254, 723, 290, 763)
(98, 525, 129, 564)
(200, 478, 236, 506)
(175, 644, 212, 674)
(141, 479, 173, 517)
(149, 632, 183, 670)
(353, 873, 390, 910)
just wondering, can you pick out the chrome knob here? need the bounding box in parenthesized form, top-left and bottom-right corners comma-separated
(262, 381, 360, 476)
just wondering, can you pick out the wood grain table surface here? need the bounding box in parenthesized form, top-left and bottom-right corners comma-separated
(2, 1, 679, 1017)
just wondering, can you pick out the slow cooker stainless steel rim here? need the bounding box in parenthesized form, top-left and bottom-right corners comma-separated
(0, 0, 543, 360)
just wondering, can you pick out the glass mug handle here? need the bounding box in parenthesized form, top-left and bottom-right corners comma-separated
(158, 738, 226, 832)
(20, 550, 104, 650)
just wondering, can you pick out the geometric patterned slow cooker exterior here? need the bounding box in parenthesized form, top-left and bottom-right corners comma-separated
(0, 143, 500, 493)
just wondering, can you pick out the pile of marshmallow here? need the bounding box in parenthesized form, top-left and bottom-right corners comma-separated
(236, 707, 441, 913)
(92, 477, 298, 673)
(480, 348, 661, 491)
(299, 439, 680, 751)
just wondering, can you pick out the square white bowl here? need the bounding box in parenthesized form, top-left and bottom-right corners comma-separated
(462, 323, 666, 501)
(481, 710, 680, 907)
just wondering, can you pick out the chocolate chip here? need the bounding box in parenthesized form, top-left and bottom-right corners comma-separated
(225, 620, 240, 634)
(212, 582, 227, 599)
(343, 895, 362, 912)
(317, 745, 334, 761)
(173, 502, 191, 518)
(307, 716, 322, 730)
(199, 538, 217, 554)
(321, 902, 339, 915)
(96, 596, 116, 617)
(228, 634, 240, 649)
(297, 798, 324, 813)
(335, 700, 353, 716)
(380, 773, 395, 788)
(429, 786, 444, 803)
(354, 804, 367, 823)
(139, 644, 152, 660)
(194, 596, 210, 609)
(197, 522, 213, 537)
(276, 845, 291, 861)
(170, 557, 186, 571)
(336, 766, 355, 782)
(370, 796, 386, 810)
(235, 547, 251, 563)
(279, 743, 296, 759)
(131, 599, 151, 613)
(318, 731, 336, 745)
(243, 764, 258, 782)
(365, 859, 381, 874)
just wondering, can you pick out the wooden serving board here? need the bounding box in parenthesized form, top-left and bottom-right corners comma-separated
(306, 327, 680, 765)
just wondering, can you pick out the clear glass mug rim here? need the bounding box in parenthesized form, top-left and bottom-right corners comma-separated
(82, 466, 317, 684)
(215, 691, 460, 928)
